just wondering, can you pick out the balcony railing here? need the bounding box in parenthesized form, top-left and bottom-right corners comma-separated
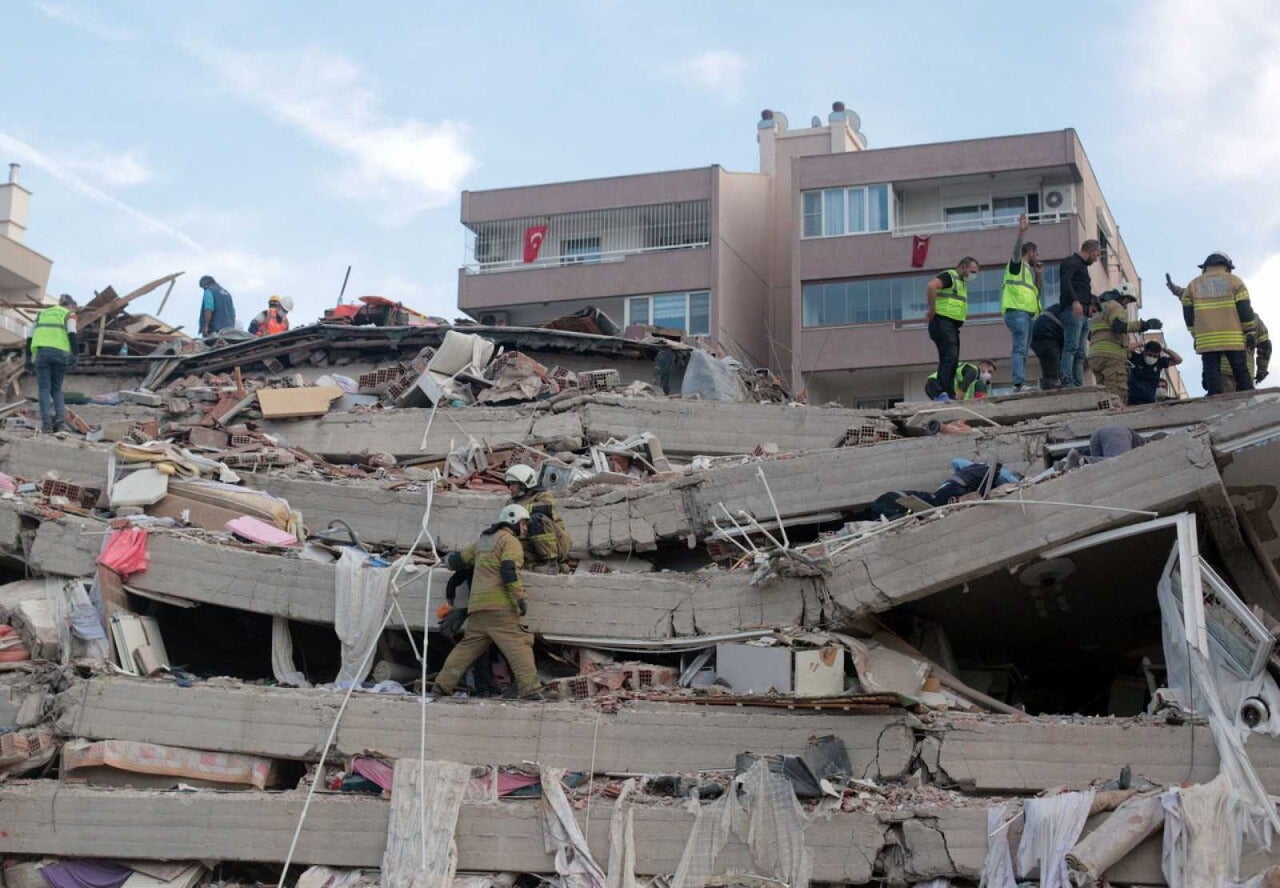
(463, 200, 710, 274)
(0, 311, 31, 339)
(891, 209, 1078, 238)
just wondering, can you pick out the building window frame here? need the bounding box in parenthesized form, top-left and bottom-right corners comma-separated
(560, 236, 603, 265)
(624, 290, 711, 336)
(800, 184, 894, 239)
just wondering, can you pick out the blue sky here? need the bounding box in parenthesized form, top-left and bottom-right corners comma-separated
(3, 0, 1277, 381)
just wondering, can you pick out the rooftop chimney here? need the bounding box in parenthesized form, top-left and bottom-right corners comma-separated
(0, 161, 30, 243)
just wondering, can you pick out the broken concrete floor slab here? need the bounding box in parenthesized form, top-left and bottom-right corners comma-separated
(58, 675, 913, 778)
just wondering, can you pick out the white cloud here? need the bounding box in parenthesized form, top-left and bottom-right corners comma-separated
(1242, 253, 1280, 319)
(59, 146, 153, 188)
(661, 50, 747, 101)
(0, 132, 197, 249)
(34, 1, 136, 42)
(191, 45, 475, 225)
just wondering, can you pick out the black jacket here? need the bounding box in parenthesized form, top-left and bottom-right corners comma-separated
(1058, 253, 1094, 309)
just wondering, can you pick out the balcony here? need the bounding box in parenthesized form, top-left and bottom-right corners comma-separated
(463, 200, 710, 275)
(890, 209, 1078, 239)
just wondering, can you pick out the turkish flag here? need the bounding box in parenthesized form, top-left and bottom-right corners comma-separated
(523, 225, 548, 264)
(911, 235, 930, 268)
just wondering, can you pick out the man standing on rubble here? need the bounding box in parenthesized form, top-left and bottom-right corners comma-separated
(248, 295, 292, 337)
(1002, 214, 1043, 393)
(1058, 239, 1103, 387)
(1088, 283, 1162, 404)
(504, 465, 572, 573)
(198, 275, 236, 337)
(431, 504, 542, 699)
(924, 257, 981, 401)
(25, 294, 79, 434)
(1166, 253, 1256, 395)
(1219, 313, 1271, 392)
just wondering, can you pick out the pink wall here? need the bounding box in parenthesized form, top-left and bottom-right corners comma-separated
(800, 318, 1014, 374)
(797, 220, 1076, 282)
(713, 169, 772, 366)
(461, 167, 713, 221)
(458, 248, 712, 311)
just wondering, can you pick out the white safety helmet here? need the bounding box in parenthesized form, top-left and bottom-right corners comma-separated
(503, 465, 538, 490)
(1114, 282, 1138, 302)
(498, 504, 530, 526)
(269, 295, 294, 313)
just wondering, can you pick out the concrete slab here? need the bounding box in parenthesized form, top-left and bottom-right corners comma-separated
(58, 675, 914, 779)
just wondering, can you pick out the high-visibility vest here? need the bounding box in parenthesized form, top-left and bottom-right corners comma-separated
(1182, 267, 1250, 354)
(29, 306, 72, 354)
(928, 362, 982, 399)
(1001, 262, 1039, 314)
(1089, 299, 1138, 358)
(935, 269, 969, 322)
(256, 309, 289, 337)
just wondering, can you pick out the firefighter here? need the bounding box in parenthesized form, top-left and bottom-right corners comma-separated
(1219, 314, 1270, 394)
(504, 465, 571, 573)
(431, 504, 541, 699)
(1088, 283, 1161, 404)
(248, 295, 292, 337)
(1167, 253, 1256, 395)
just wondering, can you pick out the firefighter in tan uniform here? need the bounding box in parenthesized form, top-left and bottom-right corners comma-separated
(1217, 314, 1270, 394)
(1166, 252, 1257, 395)
(1087, 283, 1161, 404)
(431, 504, 542, 699)
(504, 465, 572, 573)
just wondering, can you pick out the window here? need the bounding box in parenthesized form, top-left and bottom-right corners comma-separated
(992, 195, 1028, 224)
(944, 205, 989, 230)
(800, 185, 894, 237)
(801, 263, 1061, 328)
(624, 290, 710, 335)
(560, 236, 602, 264)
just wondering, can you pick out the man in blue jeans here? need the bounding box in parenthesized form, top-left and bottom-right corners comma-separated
(1001, 215, 1044, 392)
(1057, 239, 1103, 386)
(24, 294, 80, 433)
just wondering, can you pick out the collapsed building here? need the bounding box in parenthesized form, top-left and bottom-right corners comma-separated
(1, 321, 1280, 888)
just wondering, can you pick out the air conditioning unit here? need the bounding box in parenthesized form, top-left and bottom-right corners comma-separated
(1041, 186, 1072, 214)
(479, 311, 509, 327)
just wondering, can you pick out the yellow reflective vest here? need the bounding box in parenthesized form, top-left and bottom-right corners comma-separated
(30, 306, 72, 354)
(934, 270, 969, 323)
(1001, 262, 1040, 315)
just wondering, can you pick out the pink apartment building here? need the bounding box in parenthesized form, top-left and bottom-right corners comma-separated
(458, 104, 1175, 406)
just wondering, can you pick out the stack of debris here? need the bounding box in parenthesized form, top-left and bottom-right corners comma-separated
(2, 320, 1280, 887)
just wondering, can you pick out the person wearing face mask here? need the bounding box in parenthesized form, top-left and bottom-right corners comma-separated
(1126, 340, 1182, 405)
(924, 359, 996, 401)
(1088, 283, 1162, 404)
(1057, 240, 1103, 387)
(924, 257, 980, 401)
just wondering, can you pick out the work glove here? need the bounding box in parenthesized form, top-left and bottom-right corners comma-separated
(439, 606, 468, 637)
(1140, 318, 1163, 332)
(445, 551, 464, 571)
(517, 599, 528, 617)
(527, 514, 546, 537)
(1257, 370, 1269, 384)
(1164, 273, 1178, 294)
(530, 503, 553, 518)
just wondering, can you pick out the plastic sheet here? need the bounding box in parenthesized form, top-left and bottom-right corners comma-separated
(1015, 790, 1094, 888)
(540, 766, 607, 888)
(1162, 774, 1240, 888)
(271, 616, 311, 688)
(334, 549, 391, 687)
(96, 528, 150, 579)
(978, 803, 1017, 888)
(680, 350, 748, 403)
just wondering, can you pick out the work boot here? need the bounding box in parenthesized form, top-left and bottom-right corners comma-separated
(933, 393, 953, 402)
(517, 685, 552, 701)
(52, 422, 65, 434)
(1013, 384, 1026, 394)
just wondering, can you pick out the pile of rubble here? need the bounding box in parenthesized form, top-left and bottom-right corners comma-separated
(2, 323, 1280, 888)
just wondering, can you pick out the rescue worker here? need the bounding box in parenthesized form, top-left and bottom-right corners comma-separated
(924, 359, 995, 401)
(924, 257, 981, 401)
(198, 275, 237, 337)
(1002, 214, 1044, 393)
(1219, 314, 1270, 393)
(431, 504, 541, 699)
(1126, 340, 1182, 406)
(1166, 253, 1256, 395)
(1088, 283, 1162, 404)
(248, 295, 292, 337)
(24, 294, 80, 434)
(504, 465, 571, 573)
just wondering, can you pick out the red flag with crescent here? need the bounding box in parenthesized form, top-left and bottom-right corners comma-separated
(911, 234, 930, 268)
(523, 226, 548, 264)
